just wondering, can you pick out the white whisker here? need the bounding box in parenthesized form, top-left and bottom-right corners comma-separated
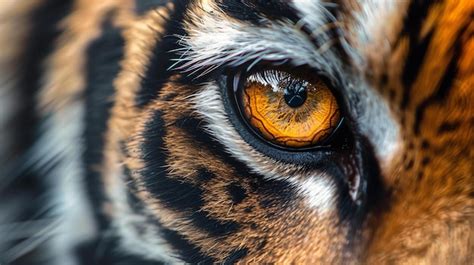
(3, 218, 63, 263)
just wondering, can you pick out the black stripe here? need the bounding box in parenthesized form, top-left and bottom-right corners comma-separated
(228, 183, 247, 205)
(11, 0, 73, 189)
(172, 116, 264, 177)
(413, 22, 467, 134)
(135, 1, 190, 108)
(190, 211, 240, 237)
(218, 0, 299, 25)
(224, 248, 249, 264)
(196, 168, 216, 182)
(140, 110, 241, 237)
(17, 0, 74, 151)
(337, 136, 388, 262)
(123, 166, 216, 264)
(140, 110, 204, 212)
(399, 0, 439, 108)
(160, 228, 215, 264)
(75, 234, 165, 265)
(123, 168, 208, 263)
(173, 115, 297, 211)
(84, 12, 125, 231)
(437, 120, 462, 134)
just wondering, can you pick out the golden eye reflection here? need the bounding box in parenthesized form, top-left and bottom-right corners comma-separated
(240, 71, 341, 148)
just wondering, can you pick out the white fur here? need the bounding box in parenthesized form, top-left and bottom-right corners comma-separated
(349, 0, 403, 164)
(176, 1, 345, 78)
(287, 176, 336, 213)
(351, 0, 400, 45)
(24, 102, 96, 265)
(346, 81, 401, 164)
(291, 0, 337, 34)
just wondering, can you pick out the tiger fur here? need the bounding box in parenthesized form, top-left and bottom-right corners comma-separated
(0, 0, 472, 264)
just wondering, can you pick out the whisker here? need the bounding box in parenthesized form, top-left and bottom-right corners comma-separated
(316, 38, 340, 55)
(0, 219, 57, 241)
(310, 21, 343, 39)
(3, 218, 62, 263)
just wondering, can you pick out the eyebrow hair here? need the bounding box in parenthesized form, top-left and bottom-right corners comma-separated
(216, 0, 343, 43)
(173, 0, 352, 78)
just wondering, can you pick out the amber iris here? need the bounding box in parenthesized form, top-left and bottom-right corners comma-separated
(240, 71, 341, 148)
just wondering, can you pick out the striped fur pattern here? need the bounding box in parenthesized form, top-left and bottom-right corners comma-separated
(0, 0, 472, 264)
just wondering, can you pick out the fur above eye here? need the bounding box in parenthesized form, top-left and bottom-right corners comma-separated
(235, 70, 342, 149)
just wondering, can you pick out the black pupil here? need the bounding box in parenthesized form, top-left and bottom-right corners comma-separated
(283, 80, 308, 108)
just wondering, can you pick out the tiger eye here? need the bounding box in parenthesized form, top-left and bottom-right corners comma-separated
(240, 71, 341, 148)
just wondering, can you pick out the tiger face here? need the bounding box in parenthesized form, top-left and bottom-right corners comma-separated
(0, 0, 472, 264)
